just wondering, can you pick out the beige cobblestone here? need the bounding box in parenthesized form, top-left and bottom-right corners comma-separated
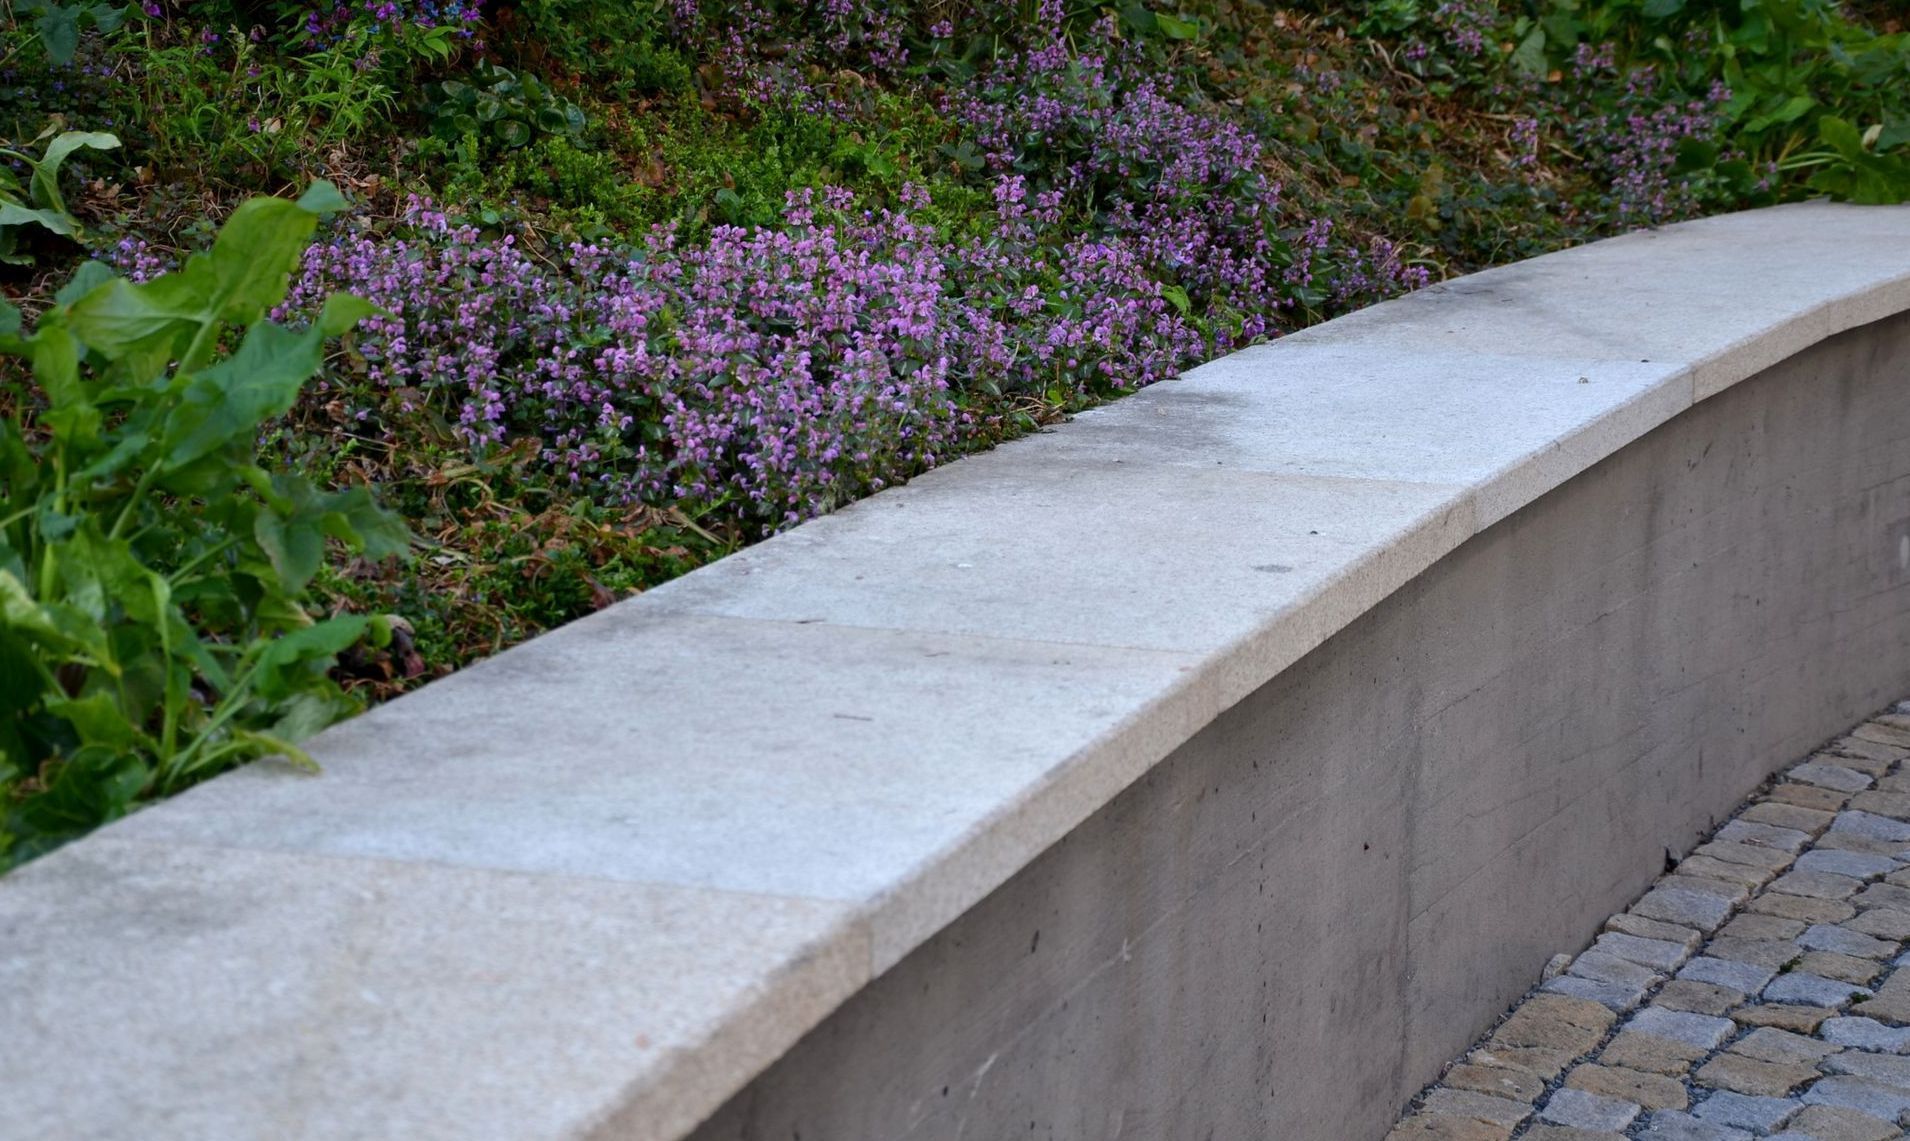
(1799, 950, 1889, 984)
(1419, 1088, 1530, 1128)
(1747, 893, 1858, 923)
(1467, 1044, 1578, 1080)
(1854, 882, 1910, 910)
(1705, 936, 1802, 968)
(1719, 913, 1807, 941)
(1387, 1113, 1515, 1141)
(1695, 839, 1796, 871)
(1605, 913, 1702, 951)
(1678, 855, 1775, 889)
(1743, 801, 1837, 833)
(1597, 1031, 1706, 1075)
(1728, 1026, 1839, 1064)
(1563, 1063, 1687, 1110)
(1832, 737, 1909, 768)
(1845, 907, 1910, 939)
(1787, 1104, 1902, 1141)
(1443, 1062, 1544, 1105)
(1769, 782, 1856, 812)
(1521, 1129, 1626, 1141)
(1731, 1003, 1832, 1033)
(1854, 722, 1910, 749)
(1850, 790, 1910, 820)
(1649, 979, 1743, 1015)
(1817, 830, 1910, 857)
(1693, 1052, 1820, 1096)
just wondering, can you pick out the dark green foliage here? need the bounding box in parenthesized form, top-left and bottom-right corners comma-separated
(0, 183, 406, 868)
(424, 58, 585, 150)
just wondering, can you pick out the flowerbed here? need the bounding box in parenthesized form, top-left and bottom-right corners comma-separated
(1, 0, 1906, 864)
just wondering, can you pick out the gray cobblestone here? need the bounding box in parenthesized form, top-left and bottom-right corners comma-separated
(1844, 907, 1910, 940)
(1637, 888, 1736, 932)
(1833, 811, 1910, 842)
(1795, 849, 1904, 881)
(1591, 932, 1689, 973)
(1821, 1015, 1910, 1052)
(1537, 1088, 1639, 1131)
(1630, 1007, 1738, 1049)
(1799, 923, 1898, 958)
(1823, 1049, 1910, 1088)
(1544, 975, 1650, 1011)
(1692, 1090, 1801, 1131)
(1788, 762, 1876, 793)
(1762, 972, 1872, 1008)
(1715, 819, 1813, 852)
(1801, 1075, 1910, 1119)
(1678, 956, 1777, 995)
(1769, 869, 1867, 900)
(1608, 914, 1705, 950)
(1569, 949, 1663, 988)
(1419, 1087, 1532, 1127)
(1636, 1110, 1754, 1140)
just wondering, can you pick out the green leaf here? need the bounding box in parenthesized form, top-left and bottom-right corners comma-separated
(1640, 0, 1684, 16)
(44, 692, 141, 750)
(34, 5, 80, 65)
(160, 319, 332, 471)
(15, 744, 149, 839)
(31, 131, 119, 216)
(252, 509, 325, 594)
(90, 3, 126, 33)
(495, 119, 533, 148)
(1674, 137, 1720, 173)
(260, 615, 369, 671)
(1155, 11, 1200, 39)
(0, 200, 77, 238)
(196, 194, 329, 329)
(294, 180, 350, 215)
(54, 258, 117, 305)
(1510, 26, 1548, 76)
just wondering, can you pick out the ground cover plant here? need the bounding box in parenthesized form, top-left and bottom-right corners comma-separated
(1, 0, 1906, 865)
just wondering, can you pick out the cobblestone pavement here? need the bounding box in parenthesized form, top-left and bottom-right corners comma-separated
(1389, 703, 1910, 1141)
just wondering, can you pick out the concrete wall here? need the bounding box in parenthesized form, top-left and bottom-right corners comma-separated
(686, 311, 1910, 1141)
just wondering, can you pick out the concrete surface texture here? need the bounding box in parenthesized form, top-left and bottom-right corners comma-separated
(684, 306, 1910, 1141)
(2, 202, 1909, 1141)
(1389, 705, 1910, 1141)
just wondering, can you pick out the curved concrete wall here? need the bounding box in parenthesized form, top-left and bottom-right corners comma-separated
(4, 203, 1910, 1141)
(688, 306, 1910, 1141)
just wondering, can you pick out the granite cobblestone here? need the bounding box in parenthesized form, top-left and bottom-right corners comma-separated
(1390, 702, 1910, 1141)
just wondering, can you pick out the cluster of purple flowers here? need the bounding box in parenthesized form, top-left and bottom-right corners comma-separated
(669, 0, 909, 115)
(213, 184, 1209, 530)
(276, 0, 482, 46)
(1429, 0, 1497, 58)
(952, 18, 1281, 344)
(1566, 45, 1730, 223)
(1282, 218, 1430, 306)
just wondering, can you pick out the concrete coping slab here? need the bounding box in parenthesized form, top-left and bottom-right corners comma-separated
(5, 201, 1910, 1141)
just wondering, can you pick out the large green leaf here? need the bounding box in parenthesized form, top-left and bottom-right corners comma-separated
(30, 131, 118, 216)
